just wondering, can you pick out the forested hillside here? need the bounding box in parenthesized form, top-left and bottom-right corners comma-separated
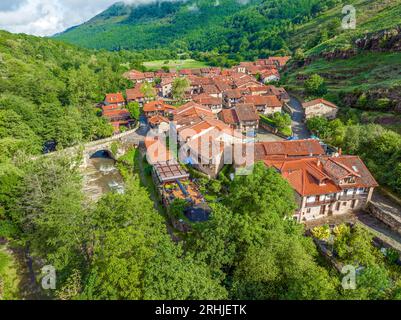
(2, 1, 401, 301)
(55, 0, 340, 61)
(0, 30, 142, 155)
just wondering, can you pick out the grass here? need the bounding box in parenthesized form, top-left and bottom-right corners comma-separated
(290, 0, 401, 55)
(0, 245, 19, 300)
(143, 59, 209, 71)
(285, 52, 401, 93)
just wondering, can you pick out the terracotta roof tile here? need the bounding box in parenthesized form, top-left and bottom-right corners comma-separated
(302, 99, 338, 109)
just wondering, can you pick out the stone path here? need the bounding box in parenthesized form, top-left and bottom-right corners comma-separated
(286, 96, 311, 140)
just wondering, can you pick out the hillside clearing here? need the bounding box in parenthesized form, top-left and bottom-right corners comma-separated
(143, 59, 209, 71)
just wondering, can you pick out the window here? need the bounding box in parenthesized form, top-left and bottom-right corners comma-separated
(306, 196, 316, 203)
(306, 208, 311, 214)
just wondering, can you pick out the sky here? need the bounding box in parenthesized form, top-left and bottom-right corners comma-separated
(0, 0, 155, 37)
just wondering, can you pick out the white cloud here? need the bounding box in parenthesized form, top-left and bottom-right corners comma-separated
(0, 0, 165, 37)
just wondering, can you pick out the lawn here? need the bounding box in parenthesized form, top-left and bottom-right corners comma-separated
(142, 59, 209, 71)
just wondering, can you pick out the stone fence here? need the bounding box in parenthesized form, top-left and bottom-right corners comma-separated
(367, 201, 401, 235)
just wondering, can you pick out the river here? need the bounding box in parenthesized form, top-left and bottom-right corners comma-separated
(82, 151, 125, 202)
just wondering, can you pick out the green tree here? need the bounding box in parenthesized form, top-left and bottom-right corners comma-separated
(83, 179, 225, 300)
(227, 162, 297, 218)
(127, 101, 141, 121)
(172, 77, 190, 101)
(304, 74, 327, 96)
(140, 82, 156, 100)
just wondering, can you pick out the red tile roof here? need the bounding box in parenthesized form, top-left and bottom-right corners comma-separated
(126, 86, 144, 100)
(193, 94, 222, 106)
(254, 140, 325, 161)
(148, 115, 170, 126)
(244, 95, 282, 107)
(143, 101, 175, 113)
(220, 109, 239, 125)
(224, 89, 246, 99)
(102, 109, 131, 120)
(264, 156, 378, 196)
(174, 102, 216, 124)
(235, 104, 260, 122)
(302, 99, 338, 109)
(268, 56, 291, 67)
(105, 93, 125, 105)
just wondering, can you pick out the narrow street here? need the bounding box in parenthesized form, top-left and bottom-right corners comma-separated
(286, 96, 311, 140)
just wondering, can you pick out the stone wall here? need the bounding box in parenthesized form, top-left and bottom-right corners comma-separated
(367, 202, 401, 235)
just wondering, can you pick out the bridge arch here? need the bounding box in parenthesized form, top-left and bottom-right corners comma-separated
(89, 149, 116, 161)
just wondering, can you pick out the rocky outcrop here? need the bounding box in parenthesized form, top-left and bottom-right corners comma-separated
(298, 26, 401, 67)
(355, 27, 401, 52)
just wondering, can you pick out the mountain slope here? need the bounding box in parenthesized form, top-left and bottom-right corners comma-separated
(55, 0, 334, 58)
(284, 0, 401, 111)
(55, 0, 254, 51)
(56, 0, 401, 110)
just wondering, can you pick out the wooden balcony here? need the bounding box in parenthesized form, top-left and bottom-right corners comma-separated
(305, 199, 335, 207)
(338, 193, 368, 201)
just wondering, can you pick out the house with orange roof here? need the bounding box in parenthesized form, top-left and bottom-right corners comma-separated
(148, 115, 170, 133)
(267, 155, 377, 222)
(193, 94, 223, 114)
(176, 116, 245, 177)
(160, 78, 174, 98)
(267, 56, 291, 69)
(248, 86, 270, 96)
(260, 69, 280, 83)
(223, 89, 249, 108)
(265, 85, 290, 102)
(173, 102, 216, 127)
(123, 69, 146, 83)
(243, 95, 283, 115)
(103, 93, 125, 108)
(126, 83, 157, 105)
(143, 100, 176, 118)
(302, 99, 339, 120)
(235, 139, 377, 222)
(220, 104, 260, 133)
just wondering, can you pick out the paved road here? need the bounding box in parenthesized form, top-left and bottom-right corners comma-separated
(287, 96, 311, 140)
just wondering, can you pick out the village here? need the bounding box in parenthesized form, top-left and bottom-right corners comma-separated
(97, 56, 388, 230)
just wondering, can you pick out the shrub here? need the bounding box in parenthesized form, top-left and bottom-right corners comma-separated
(311, 225, 331, 241)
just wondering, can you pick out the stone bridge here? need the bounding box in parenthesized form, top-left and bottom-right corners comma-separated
(41, 129, 144, 167)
